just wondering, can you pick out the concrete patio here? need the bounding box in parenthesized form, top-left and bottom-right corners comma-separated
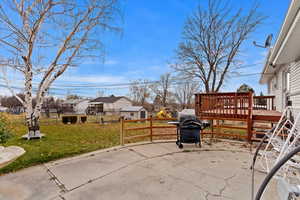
(0, 140, 278, 200)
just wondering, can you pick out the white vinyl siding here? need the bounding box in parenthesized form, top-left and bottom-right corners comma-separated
(289, 61, 300, 111)
(74, 100, 89, 114)
(120, 109, 148, 120)
(267, 65, 289, 111)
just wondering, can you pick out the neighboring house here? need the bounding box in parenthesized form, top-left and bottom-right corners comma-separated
(260, 0, 300, 112)
(0, 106, 8, 112)
(120, 106, 148, 120)
(88, 95, 132, 115)
(62, 99, 89, 114)
(41, 108, 59, 118)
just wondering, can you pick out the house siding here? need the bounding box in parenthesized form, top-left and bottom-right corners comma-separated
(120, 108, 148, 120)
(74, 100, 89, 114)
(289, 61, 300, 110)
(267, 61, 300, 112)
(268, 66, 287, 111)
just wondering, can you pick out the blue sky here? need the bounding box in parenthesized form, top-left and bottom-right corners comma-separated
(1, 0, 291, 98)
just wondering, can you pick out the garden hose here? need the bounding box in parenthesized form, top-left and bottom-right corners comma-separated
(251, 125, 278, 200)
(254, 145, 300, 200)
(251, 134, 268, 200)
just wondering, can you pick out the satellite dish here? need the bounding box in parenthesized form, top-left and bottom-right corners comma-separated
(265, 34, 273, 48)
(253, 34, 273, 48)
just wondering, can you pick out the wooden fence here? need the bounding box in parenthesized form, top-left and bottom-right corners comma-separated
(120, 116, 177, 145)
(119, 93, 277, 144)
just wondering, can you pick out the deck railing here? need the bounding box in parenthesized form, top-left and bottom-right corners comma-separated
(195, 92, 253, 120)
(195, 92, 276, 142)
(253, 96, 275, 110)
(195, 92, 276, 120)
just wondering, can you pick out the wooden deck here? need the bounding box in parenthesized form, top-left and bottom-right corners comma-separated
(253, 110, 282, 121)
(195, 92, 281, 142)
(198, 109, 281, 121)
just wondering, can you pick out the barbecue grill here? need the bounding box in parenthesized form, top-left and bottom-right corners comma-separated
(172, 115, 210, 149)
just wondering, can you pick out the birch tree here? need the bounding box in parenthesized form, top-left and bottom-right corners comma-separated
(0, 0, 120, 138)
(173, 0, 265, 92)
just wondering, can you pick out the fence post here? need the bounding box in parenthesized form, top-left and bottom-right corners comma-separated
(150, 115, 153, 142)
(120, 116, 124, 146)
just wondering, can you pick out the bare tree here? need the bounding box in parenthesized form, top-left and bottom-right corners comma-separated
(66, 94, 82, 100)
(175, 81, 200, 109)
(150, 73, 172, 107)
(0, 93, 25, 113)
(237, 83, 255, 93)
(129, 79, 151, 106)
(173, 0, 265, 92)
(0, 0, 120, 138)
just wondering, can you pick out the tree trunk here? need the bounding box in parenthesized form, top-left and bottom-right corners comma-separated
(25, 109, 42, 139)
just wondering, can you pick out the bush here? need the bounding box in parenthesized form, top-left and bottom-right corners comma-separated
(0, 114, 11, 143)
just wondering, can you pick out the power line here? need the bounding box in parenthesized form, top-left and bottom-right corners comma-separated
(0, 72, 271, 91)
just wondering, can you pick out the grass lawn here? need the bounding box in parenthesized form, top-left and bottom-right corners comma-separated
(0, 114, 175, 175)
(0, 121, 120, 175)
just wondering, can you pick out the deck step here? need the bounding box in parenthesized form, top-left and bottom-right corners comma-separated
(251, 137, 268, 142)
(253, 125, 272, 129)
(253, 120, 278, 123)
(252, 131, 267, 136)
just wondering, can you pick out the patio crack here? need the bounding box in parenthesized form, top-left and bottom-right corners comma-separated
(128, 148, 149, 158)
(219, 173, 237, 197)
(43, 164, 67, 193)
(66, 159, 146, 192)
(63, 151, 179, 193)
(60, 150, 239, 196)
(137, 159, 222, 199)
(203, 173, 236, 199)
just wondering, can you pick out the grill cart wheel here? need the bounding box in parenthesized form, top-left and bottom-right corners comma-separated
(178, 143, 183, 149)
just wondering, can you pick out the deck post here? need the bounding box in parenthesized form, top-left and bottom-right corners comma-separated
(120, 116, 124, 146)
(150, 115, 153, 142)
(216, 119, 220, 141)
(210, 119, 214, 142)
(234, 93, 238, 116)
(247, 92, 253, 142)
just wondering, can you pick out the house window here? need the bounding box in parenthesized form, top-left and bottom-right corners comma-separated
(130, 112, 134, 117)
(283, 71, 290, 92)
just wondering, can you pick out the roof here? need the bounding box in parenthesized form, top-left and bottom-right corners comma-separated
(90, 95, 129, 103)
(62, 99, 87, 105)
(260, 0, 300, 84)
(120, 106, 145, 112)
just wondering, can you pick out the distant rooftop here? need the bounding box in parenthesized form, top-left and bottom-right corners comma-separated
(90, 95, 128, 103)
(62, 99, 88, 104)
